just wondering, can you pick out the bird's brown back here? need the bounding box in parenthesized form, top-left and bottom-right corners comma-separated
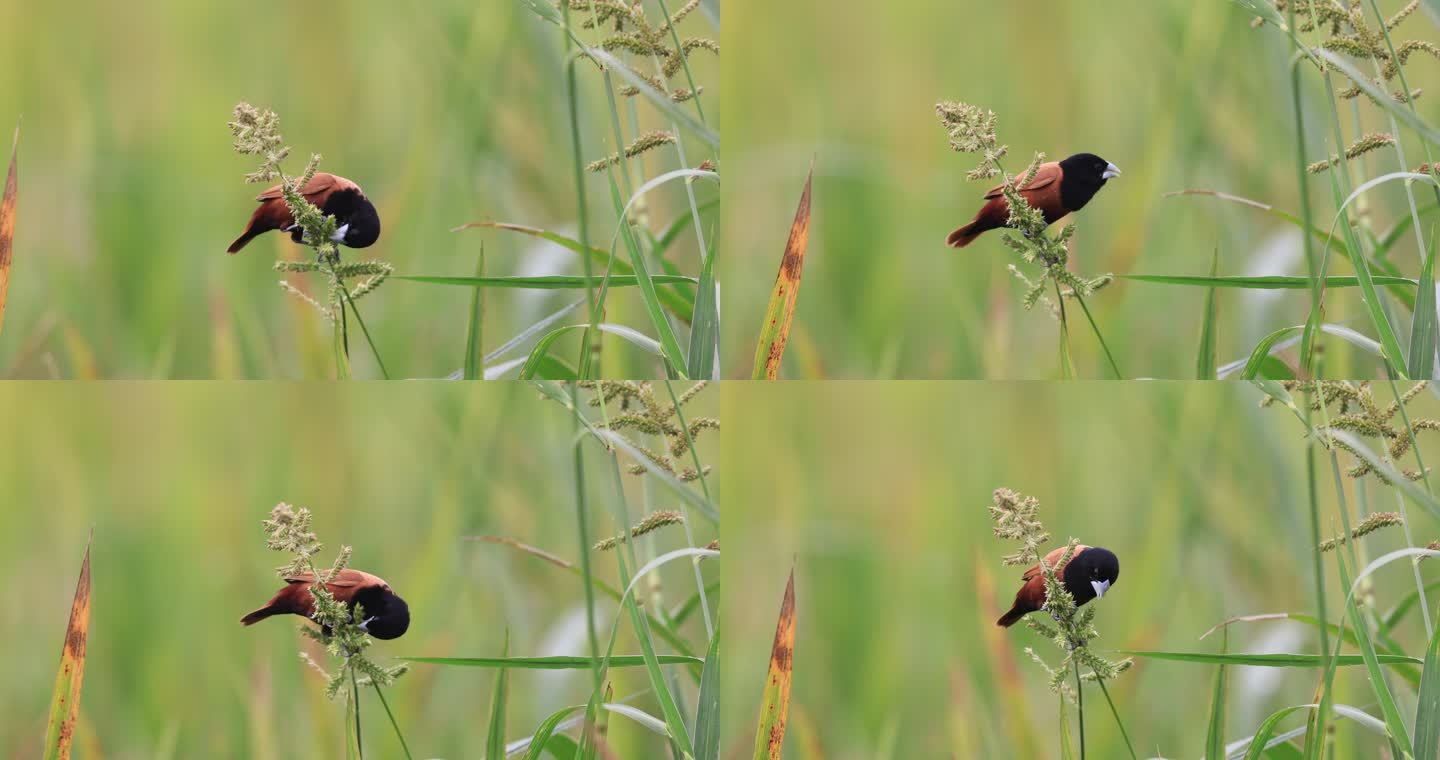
(1015, 545, 1091, 609)
(976, 162, 1068, 227)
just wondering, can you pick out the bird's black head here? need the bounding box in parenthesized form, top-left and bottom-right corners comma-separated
(1062, 547, 1120, 606)
(1058, 153, 1121, 212)
(352, 585, 411, 641)
(322, 189, 382, 249)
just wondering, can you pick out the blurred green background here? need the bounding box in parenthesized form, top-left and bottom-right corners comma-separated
(722, 0, 1440, 379)
(0, 1, 717, 379)
(722, 381, 1440, 757)
(0, 382, 718, 757)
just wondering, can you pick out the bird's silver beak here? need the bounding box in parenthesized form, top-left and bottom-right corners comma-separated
(1091, 579, 1111, 598)
(330, 223, 350, 243)
(1102, 163, 1122, 181)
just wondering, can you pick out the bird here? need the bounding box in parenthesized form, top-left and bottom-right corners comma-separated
(996, 545, 1119, 627)
(226, 172, 381, 253)
(240, 568, 410, 640)
(946, 153, 1121, 248)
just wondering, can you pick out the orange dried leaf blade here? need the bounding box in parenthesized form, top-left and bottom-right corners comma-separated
(752, 569, 796, 760)
(751, 166, 813, 380)
(0, 124, 17, 335)
(43, 537, 91, 760)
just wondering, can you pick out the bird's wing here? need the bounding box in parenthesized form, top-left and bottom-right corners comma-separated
(984, 162, 1060, 200)
(1020, 544, 1090, 581)
(255, 172, 338, 202)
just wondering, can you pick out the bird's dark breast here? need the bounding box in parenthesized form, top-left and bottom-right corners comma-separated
(1060, 178, 1103, 214)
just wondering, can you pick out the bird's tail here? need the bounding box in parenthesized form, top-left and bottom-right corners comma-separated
(240, 605, 281, 626)
(226, 229, 259, 254)
(946, 219, 988, 248)
(995, 606, 1027, 628)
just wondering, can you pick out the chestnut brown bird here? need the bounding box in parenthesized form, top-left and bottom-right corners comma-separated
(996, 545, 1119, 627)
(240, 569, 410, 640)
(947, 153, 1121, 248)
(226, 172, 381, 253)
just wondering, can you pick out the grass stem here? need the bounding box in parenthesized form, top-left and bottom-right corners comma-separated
(561, 3, 601, 378)
(1301, 380, 1334, 753)
(371, 683, 413, 760)
(1095, 678, 1137, 760)
(1073, 290, 1122, 378)
(351, 668, 364, 760)
(1073, 660, 1085, 760)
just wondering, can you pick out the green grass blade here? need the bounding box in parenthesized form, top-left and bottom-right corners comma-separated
(401, 654, 703, 669)
(396, 274, 698, 289)
(1410, 226, 1438, 379)
(1384, 581, 1440, 633)
(1416, 614, 1440, 760)
(1205, 612, 1421, 687)
(471, 535, 703, 678)
(694, 628, 721, 760)
(1115, 650, 1422, 667)
(454, 222, 695, 320)
(484, 300, 584, 364)
(671, 581, 721, 627)
(1334, 548, 1414, 749)
(487, 630, 510, 760)
(1380, 205, 1440, 258)
(654, 198, 719, 258)
(1321, 170, 1419, 378)
(1243, 704, 1392, 760)
(524, 706, 586, 760)
(1235, 324, 1382, 379)
(687, 224, 719, 379)
(618, 583, 695, 752)
(1118, 273, 1418, 289)
(464, 246, 485, 380)
(42, 536, 90, 760)
(752, 569, 796, 760)
(752, 165, 813, 379)
(605, 172, 689, 377)
(520, 324, 664, 380)
(1206, 627, 1228, 760)
(1197, 247, 1220, 379)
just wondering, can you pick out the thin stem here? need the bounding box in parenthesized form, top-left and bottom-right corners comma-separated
(570, 385, 604, 696)
(1053, 278, 1073, 379)
(351, 668, 364, 760)
(371, 684, 413, 760)
(561, 3, 601, 378)
(342, 289, 390, 380)
(1073, 660, 1085, 760)
(1302, 381, 1334, 748)
(1289, 17, 1322, 373)
(1095, 678, 1137, 760)
(1073, 291, 1122, 378)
